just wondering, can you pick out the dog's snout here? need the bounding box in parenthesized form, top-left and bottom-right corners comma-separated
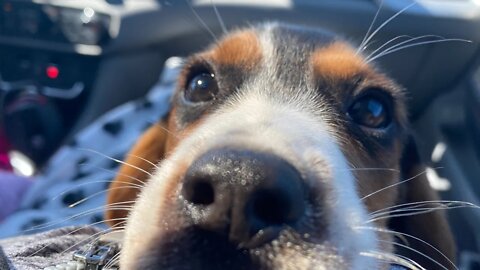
(181, 148, 306, 248)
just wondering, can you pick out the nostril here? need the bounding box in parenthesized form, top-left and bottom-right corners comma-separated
(183, 178, 215, 206)
(181, 148, 307, 248)
(246, 170, 306, 235)
(251, 190, 291, 226)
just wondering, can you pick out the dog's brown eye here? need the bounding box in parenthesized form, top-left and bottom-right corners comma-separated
(185, 73, 218, 102)
(348, 94, 392, 129)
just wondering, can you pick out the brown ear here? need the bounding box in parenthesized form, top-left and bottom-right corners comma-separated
(105, 121, 170, 227)
(390, 137, 456, 269)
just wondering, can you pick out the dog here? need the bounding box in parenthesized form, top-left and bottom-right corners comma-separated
(105, 23, 455, 269)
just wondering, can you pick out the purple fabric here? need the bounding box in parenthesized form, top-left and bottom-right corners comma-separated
(0, 172, 33, 222)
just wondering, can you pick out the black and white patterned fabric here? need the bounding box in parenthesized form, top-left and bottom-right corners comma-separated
(0, 226, 102, 270)
(0, 58, 181, 239)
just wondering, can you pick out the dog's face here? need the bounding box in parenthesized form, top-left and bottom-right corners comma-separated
(107, 23, 455, 270)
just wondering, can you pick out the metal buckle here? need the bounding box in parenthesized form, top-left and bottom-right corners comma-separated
(72, 241, 119, 270)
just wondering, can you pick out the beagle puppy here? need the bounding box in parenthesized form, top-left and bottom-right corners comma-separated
(106, 23, 455, 270)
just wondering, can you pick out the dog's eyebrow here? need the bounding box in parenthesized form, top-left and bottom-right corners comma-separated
(311, 42, 370, 80)
(205, 30, 262, 69)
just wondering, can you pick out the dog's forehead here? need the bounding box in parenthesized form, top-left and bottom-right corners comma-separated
(202, 23, 371, 82)
(174, 23, 406, 130)
(205, 28, 262, 69)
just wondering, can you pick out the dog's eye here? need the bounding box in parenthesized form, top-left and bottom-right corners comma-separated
(348, 94, 392, 129)
(185, 73, 218, 102)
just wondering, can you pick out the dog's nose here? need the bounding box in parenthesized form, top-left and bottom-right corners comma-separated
(181, 148, 306, 248)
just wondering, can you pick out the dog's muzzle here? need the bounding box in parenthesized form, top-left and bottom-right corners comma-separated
(48, 235, 411, 270)
(181, 148, 306, 249)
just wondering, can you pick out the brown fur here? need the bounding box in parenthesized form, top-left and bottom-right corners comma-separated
(312, 42, 370, 80)
(106, 106, 206, 227)
(106, 122, 170, 227)
(204, 30, 262, 69)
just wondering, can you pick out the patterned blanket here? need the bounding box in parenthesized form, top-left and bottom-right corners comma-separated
(0, 226, 101, 270)
(0, 58, 179, 239)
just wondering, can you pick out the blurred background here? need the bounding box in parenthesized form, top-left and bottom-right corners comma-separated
(0, 0, 479, 268)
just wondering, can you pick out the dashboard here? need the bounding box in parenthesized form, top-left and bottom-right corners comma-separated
(1, 0, 480, 169)
(0, 1, 110, 45)
(0, 0, 113, 165)
(0, 1, 170, 166)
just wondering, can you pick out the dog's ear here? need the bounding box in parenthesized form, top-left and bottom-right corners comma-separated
(105, 120, 170, 227)
(390, 136, 456, 269)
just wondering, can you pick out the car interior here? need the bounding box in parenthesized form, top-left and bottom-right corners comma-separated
(0, 0, 479, 269)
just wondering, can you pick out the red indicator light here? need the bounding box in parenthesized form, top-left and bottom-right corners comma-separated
(46, 65, 59, 79)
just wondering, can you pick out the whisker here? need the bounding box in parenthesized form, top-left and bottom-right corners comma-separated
(357, 0, 384, 54)
(374, 206, 451, 218)
(58, 220, 127, 256)
(365, 34, 412, 60)
(371, 200, 449, 216)
(367, 35, 450, 62)
(186, 0, 219, 43)
(78, 148, 152, 176)
(28, 218, 125, 257)
(377, 239, 450, 270)
(361, 2, 417, 54)
(361, 169, 429, 201)
(370, 200, 478, 217)
(356, 226, 458, 270)
(394, 253, 427, 270)
(152, 121, 180, 139)
(104, 252, 122, 269)
(367, 34, 449, 61)
(359, 250, 425, 270)
(368, 204, 478, 223)
(108, 168, 148, 186)
(346, 167, 400, 173)
(126, 153, 160, 170)
(373, 204, 451, 218)
(210, 0, 227, 35)
(68, 186, 142, 208)
(22, 203, 135, 233)
(104, 244, 125, 269)
(76, 163, 148, 186)
(361, 39, 383, 52)
(368, 38, 472, 62)
(51, 179, 143, 202)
